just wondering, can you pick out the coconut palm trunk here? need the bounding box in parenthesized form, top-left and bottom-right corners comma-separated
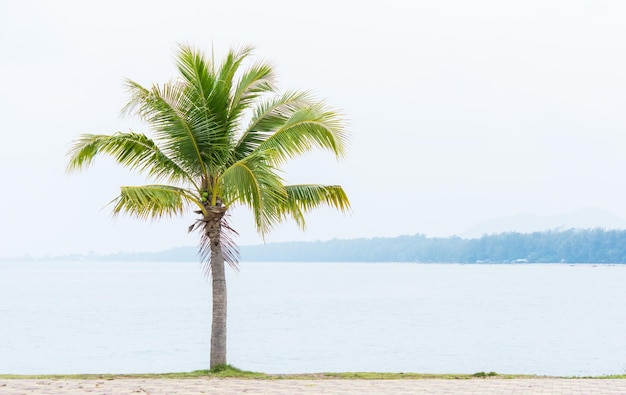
(204, 206, 228, 367)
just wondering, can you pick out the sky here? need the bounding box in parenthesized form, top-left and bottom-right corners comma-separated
(1, 0, 626, 257)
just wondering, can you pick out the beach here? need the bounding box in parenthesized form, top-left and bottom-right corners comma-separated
(2, 378, 626, 395)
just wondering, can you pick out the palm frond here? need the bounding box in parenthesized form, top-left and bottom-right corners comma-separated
(176, 44, 216, 106)
(218, 44, 254, 98)
(277, 184, 351, 229)
(228, 61, 276, 126)
(218, 153, 287, 235)
(234, 90, 312, 160)
(174, 45, 239, 171)
(66, 132, 195, 187)
(109, 185, 196, 220)
(256, 103, 348, 164)
(123, 79, 213, 178)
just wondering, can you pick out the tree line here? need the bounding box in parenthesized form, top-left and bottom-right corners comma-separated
(240, 228, 626, 263)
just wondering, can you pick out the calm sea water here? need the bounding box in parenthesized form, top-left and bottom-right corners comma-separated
(1, 261, 625, 376)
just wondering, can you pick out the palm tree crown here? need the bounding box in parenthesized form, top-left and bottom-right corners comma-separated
(67, 44, 350, 368)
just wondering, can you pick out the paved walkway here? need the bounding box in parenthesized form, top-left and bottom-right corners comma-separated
(2, 378, 626, 395)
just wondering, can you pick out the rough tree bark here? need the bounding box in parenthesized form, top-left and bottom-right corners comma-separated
(205, 205, 227, 369)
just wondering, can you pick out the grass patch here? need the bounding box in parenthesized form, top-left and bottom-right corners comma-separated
(0, 367, 265, 380)
(298, 372, 539, 380)
(207, 364, 266, 378)
(576, 374, 626, 379)
(472, 371, 498, 378)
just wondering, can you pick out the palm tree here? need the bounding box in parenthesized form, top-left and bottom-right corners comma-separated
(66, 44, 350, 369)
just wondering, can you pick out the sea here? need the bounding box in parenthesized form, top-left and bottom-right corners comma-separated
(1, 261, 625, 376)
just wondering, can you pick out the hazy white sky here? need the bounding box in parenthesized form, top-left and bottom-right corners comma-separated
(1, 0, 626, 257)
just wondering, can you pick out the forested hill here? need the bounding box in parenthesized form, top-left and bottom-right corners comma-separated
(239, 229, 626, 263)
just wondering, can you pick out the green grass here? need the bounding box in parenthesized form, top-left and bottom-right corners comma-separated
(1, 367, 624, 380)
(577, 374, 626, 379)
(289, 372, 540, 380)
(207, 364, 266, 378)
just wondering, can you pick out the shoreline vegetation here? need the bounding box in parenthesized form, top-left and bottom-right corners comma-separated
(1, 368, 625, 380)
(7, 228, 626, 264)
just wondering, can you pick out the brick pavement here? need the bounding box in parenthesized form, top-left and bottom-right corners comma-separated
(2, 378, 626, 395)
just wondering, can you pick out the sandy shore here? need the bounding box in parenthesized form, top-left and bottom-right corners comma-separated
(2, 378, 626, 394)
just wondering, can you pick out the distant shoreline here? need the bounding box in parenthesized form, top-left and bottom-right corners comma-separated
(3, 228, 626, 264)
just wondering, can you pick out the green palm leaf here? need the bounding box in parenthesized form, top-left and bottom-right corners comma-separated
(234, 90, 312, 161)
(277, 184, 351, 229)
(123, 79, 216, 178)
(228, 61, 276, 127)
(256, 103, 348, 163)
(174, 45, 247, 173)
(218, 152, 286, 235)
(66, 132, 194, 187)
(110, 185, 197, 220)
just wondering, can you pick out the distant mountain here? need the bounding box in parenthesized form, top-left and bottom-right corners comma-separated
(461, 208, 626, 239)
